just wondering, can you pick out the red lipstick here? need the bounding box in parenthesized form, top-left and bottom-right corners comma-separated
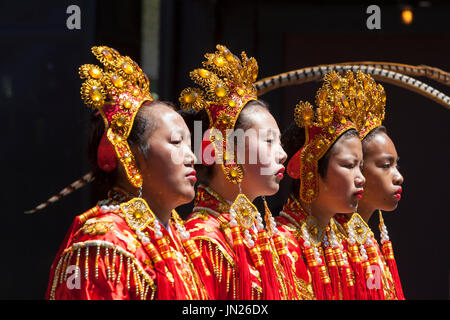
(394, 187, 402, 200)
(276, 167, 285, 179)
(186, 170, 197, 182)
(354, 190, 364, 199)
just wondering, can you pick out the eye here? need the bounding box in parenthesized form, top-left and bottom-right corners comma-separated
(171, 137, 182, 144)
(344, 163, 355, 169)
(382, 163, 390, 169)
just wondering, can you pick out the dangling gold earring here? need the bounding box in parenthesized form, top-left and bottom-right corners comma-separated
(229, 182, 258, 232)
(262, 196, 277, 235)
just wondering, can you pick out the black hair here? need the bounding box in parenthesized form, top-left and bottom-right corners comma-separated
(281, 121, 359, 198)
(179, 99, 269, 186)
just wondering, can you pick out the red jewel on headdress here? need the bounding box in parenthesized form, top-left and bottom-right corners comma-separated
(97, 132, 117, 172)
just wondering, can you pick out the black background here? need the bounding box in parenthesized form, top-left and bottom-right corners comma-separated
(1, 0, 449, 299)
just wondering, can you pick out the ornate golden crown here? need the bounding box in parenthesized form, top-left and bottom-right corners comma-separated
(179, 44, 258, 116)
(288, 70, 384, 203)
(79, 46, 154, 188)
(178, 44, 259, 184)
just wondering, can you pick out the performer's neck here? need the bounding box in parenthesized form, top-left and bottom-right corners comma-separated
(354, 205, 375, 223)
(304, 200, 335, 229)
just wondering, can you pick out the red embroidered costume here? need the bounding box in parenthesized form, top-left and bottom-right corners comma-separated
(45, 46, 209, 300)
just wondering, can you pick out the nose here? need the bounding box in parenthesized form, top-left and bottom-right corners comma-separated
(355, 166, 366, 187)
(184, 144, 197, 165)
(278, 145, 288, 165)
(393, 168, 404, 186)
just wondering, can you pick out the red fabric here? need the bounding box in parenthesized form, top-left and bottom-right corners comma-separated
(256, 231, 281, 300)
(97, 132, 117, 172)
(46, 205, 208, 300)
(287, 150, 301, 179)
(382, 241, 405, 300)
(185, 186, 290, 300)
(275, 196, 333, 300)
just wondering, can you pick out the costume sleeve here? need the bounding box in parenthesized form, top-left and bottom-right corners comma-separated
(48, 240, 157, 300)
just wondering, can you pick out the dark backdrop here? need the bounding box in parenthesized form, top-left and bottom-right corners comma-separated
(1, 0, 448, 299)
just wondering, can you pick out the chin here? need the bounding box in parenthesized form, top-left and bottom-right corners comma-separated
(383, 203, 399, 212)
(265, 182, 280, 196)
(178, 187, 196, 203)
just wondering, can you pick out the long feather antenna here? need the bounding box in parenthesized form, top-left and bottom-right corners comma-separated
(24, 172, 94, 214)
(255, 64, 450, 110)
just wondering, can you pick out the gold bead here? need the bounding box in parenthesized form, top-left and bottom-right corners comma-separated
(316, 139, 325, 150)
(356, 85, 363, 95)
(341, 95, 349, 108)
(228, 100, 236, 107)
(302, 108, 314, 122)
(222, 114, 231, 125)
(331, 74, 341, 90)
(89, 86, 103, 102)
(237, 88, 245, 96)
(306, 171, 314, 180)
(306, 153, 315, 162)
(132, 88, 140, 96)
(363, 77, 371, 91)
(215, 84, 226, 97)
(355, 94, 363, 108)
(230, 168, 238, 178)
(224, 49, 234, 62)
(198, 69, 210, 79)
(102, 49, 113, 61)
(184, 91, 198, 103)
(317, 89, 327, 105)
(111, 74, 124, 88)
(213, 56, 225, 67)
(123, 101, 132, 109)
(306, 189, 315, 198)
(114, 116, 127, 128)
(340, 117, 347, 124)
(348, 79, 356, 91)
(121, 62, 133, 74)
(89, 66, 102, 79)
(134, 210, 143, 219)
(380, 88, 386, 103)
(321, 109, 332, 124)
(328, 126, 336, 134)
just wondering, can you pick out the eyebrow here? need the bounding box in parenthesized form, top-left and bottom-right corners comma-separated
(380, 155, 396, 162)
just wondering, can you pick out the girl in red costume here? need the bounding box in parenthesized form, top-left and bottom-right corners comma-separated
(38, 46, 209, 300)
(179, 44, 311, 300)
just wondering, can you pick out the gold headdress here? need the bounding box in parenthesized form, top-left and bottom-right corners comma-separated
(178, 44, 258, 184)
(287, 70, 381, 203)
(80, 46, 154, 188)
